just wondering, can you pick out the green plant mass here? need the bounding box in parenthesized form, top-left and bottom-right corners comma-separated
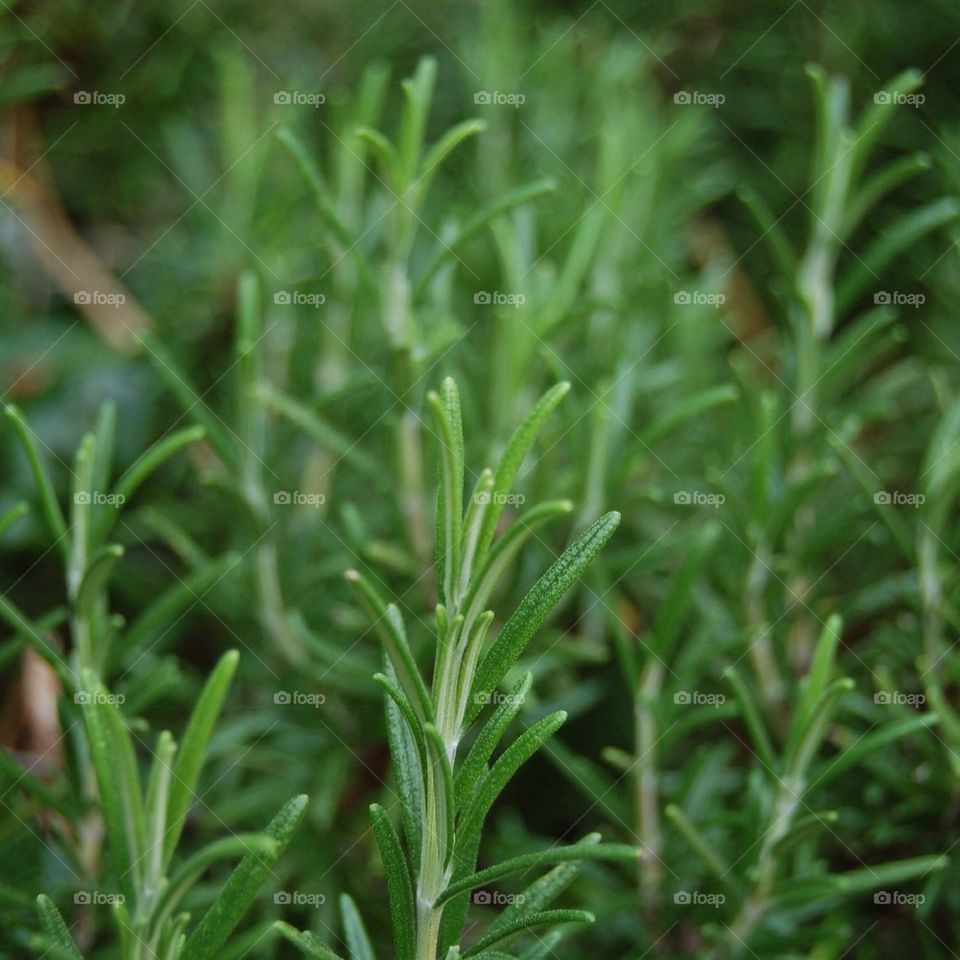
(1, 1, 959, 958)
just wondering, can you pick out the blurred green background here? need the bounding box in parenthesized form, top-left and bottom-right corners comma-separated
(3, 0, 960, 957)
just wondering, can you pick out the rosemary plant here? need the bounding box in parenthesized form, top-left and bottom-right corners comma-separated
(278, 378, 633, 959)
(0, 406, 305, 960)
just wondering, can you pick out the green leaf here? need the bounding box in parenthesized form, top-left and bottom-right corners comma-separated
(415, 179, 557, 295)
(438, 841, 638, 905)
(274, 921, 346, 960)
(0, 591, 68, 680)
(424, 723, 456, 867)
(5, 405, 67, 555)
(92, 426, 205, 544)
(649, 523, 718, 658)
(180, 795, 307, 960)
(665, 805, 733, 886)
(429, 378, 465, 604)
(75, 544, 123, 615)
(736, 187, 797, 281)
(477, 382, 570, 559)
(340, 894, 377, 960)
(785, 678, 854, 781)
(0, 747, 75, 817)
(276, 128, 361, 251)
(844, 152, 931, 234)
(456, 712, 567, 871)
(417, 119, 486, 195)
(0, 500, 28, 540)
(837, 197, 960, 311)
(792, 614, 843, 739)
(815, 714, 937, 788)
(462, 910, 593, 957)
(468, 512, 620, 721)
(149, 834, 276, 936)
(78, 670, 140, 902)
(398, 56, 437, 183)
(369, 803, 416, 960)
(377, 666, 425, 868)
(346, 570, 432, 720)
(255, 384, 380, 479)
(462, 501, 574, 632)
(354, 127, 401, 189)
(116, 553, 241, 661)
(640, 387, 739, 447)
(772, 854, 947, 906)
(91, 399, 116, 503)
(454, 671, 532, 809)
(851, 69, 924, 182)
(141, 334, 239, 469)
(489, 860, 585, 938)
(164, 649, 240, 864)
(35, 895, 82, 960)
(723, 666, 777, 774)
